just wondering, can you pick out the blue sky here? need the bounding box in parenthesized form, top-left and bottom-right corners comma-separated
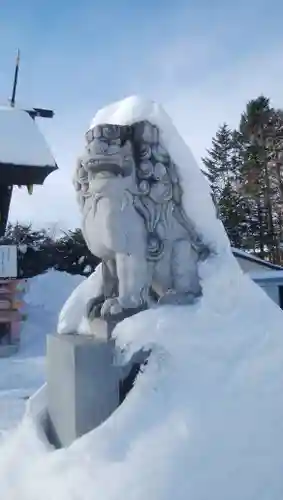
(1, 0, 283, 228)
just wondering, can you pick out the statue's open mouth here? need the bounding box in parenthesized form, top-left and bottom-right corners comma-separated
(85, 157, 125, 177)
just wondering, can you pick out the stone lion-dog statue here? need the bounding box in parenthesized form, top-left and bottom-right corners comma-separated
(73, 120, 210, 321)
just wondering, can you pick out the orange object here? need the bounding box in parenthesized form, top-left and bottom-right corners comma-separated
(0, 279, 26, 344)
(12, 300, 23, 310)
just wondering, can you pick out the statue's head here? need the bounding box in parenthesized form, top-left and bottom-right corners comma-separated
(75, 119, 177, 215)
(80, 120, 172, 195)
(83, 124, 134, 180)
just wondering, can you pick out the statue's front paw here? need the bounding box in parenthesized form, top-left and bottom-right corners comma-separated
(100, 297, 123, 319)
(86, 295, 105, 320)
(101, 297, 148, 321)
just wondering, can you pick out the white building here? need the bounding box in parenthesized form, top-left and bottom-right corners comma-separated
(232, 247, 283, 274)
(232, 247, 283, 308)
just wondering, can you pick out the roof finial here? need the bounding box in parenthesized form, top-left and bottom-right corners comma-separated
(10, 49, 20, 108)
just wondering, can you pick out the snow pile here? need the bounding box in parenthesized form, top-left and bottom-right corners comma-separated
(0, 107, 56, 167)
(0, 270, 84, 432)
(0, 97, 282, 500)
(24, 269, 84, 325)
(20, 269, 83, 357)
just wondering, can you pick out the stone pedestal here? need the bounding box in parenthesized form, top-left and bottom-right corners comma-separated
(46, 333, 120, 448)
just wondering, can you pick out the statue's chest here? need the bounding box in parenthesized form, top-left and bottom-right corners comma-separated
(81, 199, 113, 259)
(82, 194, 147, 258)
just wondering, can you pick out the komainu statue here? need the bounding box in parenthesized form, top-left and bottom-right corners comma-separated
(74, 120, 210, 321)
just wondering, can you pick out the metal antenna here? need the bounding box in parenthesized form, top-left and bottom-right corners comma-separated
(9, 49, 54, 119)
(10, 49, 20, 107)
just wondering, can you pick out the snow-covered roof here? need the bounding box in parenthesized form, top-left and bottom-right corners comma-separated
(231, 247, 283, 270)
(0, 106, 56, 168)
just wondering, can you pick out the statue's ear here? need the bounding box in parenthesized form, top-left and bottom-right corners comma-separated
(85, 128, 94, 144)
(119, 125, 133, 146)
(132, 121, 159, 145)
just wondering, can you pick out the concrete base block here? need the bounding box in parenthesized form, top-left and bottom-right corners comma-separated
(47, 333, 120, 448)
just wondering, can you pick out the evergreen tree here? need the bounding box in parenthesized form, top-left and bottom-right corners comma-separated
(202, 124, 250, 248)
(203, 96, 283, 263)
(0, 224, 101, 278)
(203, 123, 233, 202)
(237, 96, 283, 263)
(54, 228, 100, 276)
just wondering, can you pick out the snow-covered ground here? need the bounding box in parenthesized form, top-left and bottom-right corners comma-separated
(0, 96, 282, 499)
(1, 263, 283, 500)
(0, 270, 83, 434)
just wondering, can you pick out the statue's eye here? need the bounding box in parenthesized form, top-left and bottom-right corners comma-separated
(103, 125, 120, 140)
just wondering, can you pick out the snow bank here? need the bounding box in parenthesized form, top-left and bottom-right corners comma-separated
(0, 97, 282, 500)
(0, 106, 56, 167)
(25, 270, 84, 322)
(21, 269, 83, 356)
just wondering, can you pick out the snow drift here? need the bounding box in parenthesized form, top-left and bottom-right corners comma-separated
(0, 96, 283, 500)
